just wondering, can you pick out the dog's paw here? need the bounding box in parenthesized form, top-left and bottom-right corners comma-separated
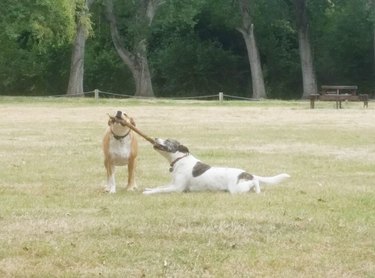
(142, 190, 154, 195)
(126, 185, 138, 192)
(104, 186, 116, 193)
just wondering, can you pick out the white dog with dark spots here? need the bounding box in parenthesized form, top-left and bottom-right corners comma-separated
(143, 138, 290, 195)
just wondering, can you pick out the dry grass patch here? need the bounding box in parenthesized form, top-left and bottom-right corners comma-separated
(0, 97, 374, 277)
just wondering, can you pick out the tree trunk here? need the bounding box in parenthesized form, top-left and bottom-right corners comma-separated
(66, 24, 85, 96)
(237, 0, 266, 99)
(373, 21, 375, 77)
(294, 0, 317, 98)
(133, 49, 154, 97)
(372, 20, 375, 96)
(298, 27, 317, 98)
(369, 0, 375, 93)
(105, 0, 154, 97)
(66, 0, 94, 96)
(371, 0, 375, 77)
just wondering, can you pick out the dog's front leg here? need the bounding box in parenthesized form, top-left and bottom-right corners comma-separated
(143, 184, 184, 195)
(105, 162, 116, 193)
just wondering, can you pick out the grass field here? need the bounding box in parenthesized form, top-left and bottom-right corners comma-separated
(0, 97, 374, 277)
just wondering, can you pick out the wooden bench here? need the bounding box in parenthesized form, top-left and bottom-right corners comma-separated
(309, 85, 368, 109)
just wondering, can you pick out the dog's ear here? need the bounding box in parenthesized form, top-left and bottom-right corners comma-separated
(178, 144, 189, 153)
(107, 114, 115, 126)
(130, 117, 136, 127)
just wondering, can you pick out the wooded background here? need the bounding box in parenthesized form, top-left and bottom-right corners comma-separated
(0, 0, 374, 99)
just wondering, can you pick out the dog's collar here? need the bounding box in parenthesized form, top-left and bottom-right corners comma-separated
(111, 128, 131, 140)
(169, 154, 189, 172)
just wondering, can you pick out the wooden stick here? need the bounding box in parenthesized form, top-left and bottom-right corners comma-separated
(115, 118, 156, 145)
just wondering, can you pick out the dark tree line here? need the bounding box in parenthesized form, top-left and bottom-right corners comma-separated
(0, 0, 374, 99)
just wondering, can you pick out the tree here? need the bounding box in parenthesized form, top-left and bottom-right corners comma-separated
(249, 0, 301, 99)
(1, 0, 373, 98)
(312, 0, 373, 95)
(0, 0, 75, 94)
(150, 0, 248, 97)
(293, 0, 317, 98)
(373, 4, 375, 78)
(236, 0, 266, 99)
(66, 0, 95, 96)
(369, 0, 375, 77)
(105, 0, 163, 97)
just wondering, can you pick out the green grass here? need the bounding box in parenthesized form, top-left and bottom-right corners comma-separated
(0, 97, 374, 277)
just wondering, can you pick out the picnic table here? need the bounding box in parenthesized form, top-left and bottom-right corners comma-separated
(309, 85, 368, 109)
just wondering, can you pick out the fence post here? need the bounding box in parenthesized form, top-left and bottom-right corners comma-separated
(219, 92, 224, 102)
(94, 89, 99, 99)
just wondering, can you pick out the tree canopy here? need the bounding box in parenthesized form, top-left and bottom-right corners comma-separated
(0, 0, 374, 98)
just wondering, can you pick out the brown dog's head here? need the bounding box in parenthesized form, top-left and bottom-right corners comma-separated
(107, 110, 136, 137)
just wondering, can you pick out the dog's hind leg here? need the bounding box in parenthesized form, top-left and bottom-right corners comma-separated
(253, 179, 261, 194)
(126, 137, 138, 191)
(126, 157, 137, 191)
(228, 181, 253, 194)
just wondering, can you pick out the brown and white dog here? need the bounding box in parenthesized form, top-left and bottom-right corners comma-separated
(143, 138, 290, 195)
(102, 111, 138, 193)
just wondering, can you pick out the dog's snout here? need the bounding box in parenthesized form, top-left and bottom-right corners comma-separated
(153, 138, 164, 147)
(116, 111, 122, 119)
(154, 138, 163, 144)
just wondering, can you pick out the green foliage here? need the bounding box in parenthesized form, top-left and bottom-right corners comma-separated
(254, 0, 302, 98)
(0, 0, 76, 94)
(0, 0, 373, 97)
(83, 2, 135, 94)
(150, 2, 250, 97)
(76, 0, 94, 38)
(85, 32, 135, 93)
(150, 33, 249, 96)
(314, 0, 374, 93)
(111, 0, 149, 51)
(1, 0, 75, 51)
(153, 0, 202, 27)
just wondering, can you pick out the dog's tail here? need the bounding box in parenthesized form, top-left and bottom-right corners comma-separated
(254, 173, 290, 185)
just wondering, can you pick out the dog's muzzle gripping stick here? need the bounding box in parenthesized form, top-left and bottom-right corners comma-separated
(116, 118, 156, 145)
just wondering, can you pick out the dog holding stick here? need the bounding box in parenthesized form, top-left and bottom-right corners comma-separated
(114, 118, 290, 195)
(143, 138, 290, 195)
(102, 111, 138, 193)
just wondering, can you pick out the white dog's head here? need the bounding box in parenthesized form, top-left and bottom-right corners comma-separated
(153, 138, 189, 163)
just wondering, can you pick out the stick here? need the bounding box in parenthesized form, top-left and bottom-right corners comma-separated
(115, 118, 156, 145)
